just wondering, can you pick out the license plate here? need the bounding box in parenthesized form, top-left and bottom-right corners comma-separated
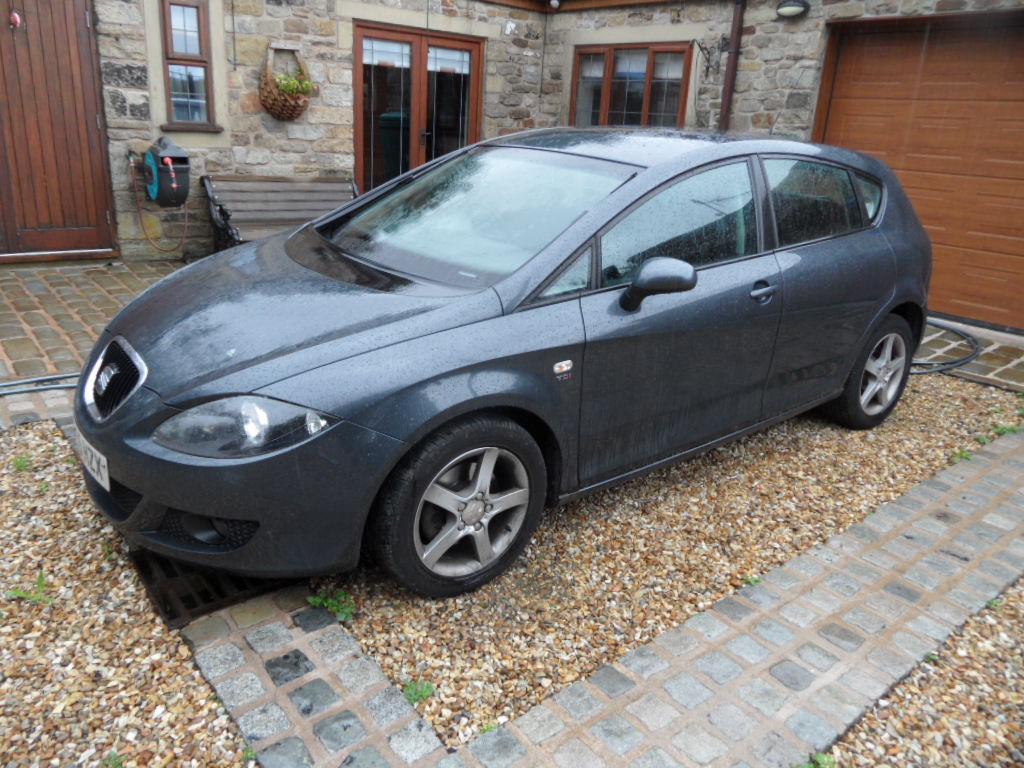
(78, 433, 110, 492)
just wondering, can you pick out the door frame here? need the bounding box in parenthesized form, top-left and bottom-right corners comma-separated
(0, 0, 117, 263)
(353, 20, 485, 193)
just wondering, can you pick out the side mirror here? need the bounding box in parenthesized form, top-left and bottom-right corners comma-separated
(619, 257, 697, 312)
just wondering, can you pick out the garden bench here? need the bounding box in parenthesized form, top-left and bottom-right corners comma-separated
(201, 174, 358, 252)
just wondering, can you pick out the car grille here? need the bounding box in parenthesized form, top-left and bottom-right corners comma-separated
(92, 340, 141, 418)
(106, 479, 144, 522)
(155, 508, 260, 552)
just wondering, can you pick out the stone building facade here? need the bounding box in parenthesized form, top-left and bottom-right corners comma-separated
(91, 0, 1020, 262)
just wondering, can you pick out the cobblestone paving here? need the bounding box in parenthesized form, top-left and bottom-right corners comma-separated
(178, 431, 1024, 768)
(0, 261, 181, 429)
(0, 260, 179, 379)
(916, 325, 1024, 391)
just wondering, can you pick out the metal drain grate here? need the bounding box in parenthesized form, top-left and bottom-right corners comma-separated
(129, 549, 296, 629)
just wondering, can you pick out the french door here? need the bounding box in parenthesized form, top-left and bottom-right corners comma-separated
(355, 23, 484, 192)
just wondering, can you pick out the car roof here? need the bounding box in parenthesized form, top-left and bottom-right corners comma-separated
(488, 127, 879, 176)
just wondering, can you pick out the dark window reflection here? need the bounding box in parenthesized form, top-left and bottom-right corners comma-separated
(765, 159, 863, 247)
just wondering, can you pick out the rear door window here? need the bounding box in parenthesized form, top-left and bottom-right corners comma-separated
(763, 158, 863, 247)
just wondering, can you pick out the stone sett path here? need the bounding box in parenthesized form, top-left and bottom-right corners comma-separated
(1, 261, 1023, 768)
(178, 431, 1024, 768)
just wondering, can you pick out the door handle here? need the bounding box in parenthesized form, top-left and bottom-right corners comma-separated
(750, 281, 776, 304)
(420, 130, 432, 146)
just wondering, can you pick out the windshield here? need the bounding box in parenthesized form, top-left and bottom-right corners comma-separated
(322, 146, 634, 288)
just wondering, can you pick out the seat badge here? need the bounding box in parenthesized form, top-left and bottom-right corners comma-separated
(96, 363, 120, 397)
(553, 359, 573, 382)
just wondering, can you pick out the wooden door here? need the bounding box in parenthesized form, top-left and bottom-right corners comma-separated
(355, 23, 483, 192)
(0, 0, 115, 262)
(814, 11, 1024, 331)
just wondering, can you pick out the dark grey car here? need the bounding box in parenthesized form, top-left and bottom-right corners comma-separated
(75, 129, 931, 596)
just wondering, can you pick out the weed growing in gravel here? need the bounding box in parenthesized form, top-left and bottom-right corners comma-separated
(242, 745, 257, 762)
(103, 542, 117, 562)
(64, 454, 77, 466)
(925, 651, 939, 663)
(987, 597, 1005, 611)
(742, 574, 762, 585)
(975, 435, 991, 445)
(993, 425, 1021, 436)
(11, 454, 32, 471)
(793, 754, 836, 768)
(307, 588, 355, 622)
(100, 752, 125, 768)
(952, 447, 973, 462)
(481, 721, 498, 734)
(37, 480, 50, 493)
(403, 680, 435, 705)
(7, 571, 56, 605)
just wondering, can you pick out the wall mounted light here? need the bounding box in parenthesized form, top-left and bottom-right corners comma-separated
(550, 0, 560, 7)
(776, 0, 810, 18)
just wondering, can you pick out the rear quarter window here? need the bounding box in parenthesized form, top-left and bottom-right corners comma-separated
(764, 158, 863, 248)
(854, 173, 884, 221)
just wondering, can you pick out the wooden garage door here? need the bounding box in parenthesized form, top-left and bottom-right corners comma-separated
(815, 12, 1024, 331)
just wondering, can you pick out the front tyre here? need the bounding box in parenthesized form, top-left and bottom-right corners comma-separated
(369, 416, 546, 597)
(822, 315, 914, 430)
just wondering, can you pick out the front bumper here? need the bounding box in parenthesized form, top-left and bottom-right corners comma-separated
(75, 386, 404, 578)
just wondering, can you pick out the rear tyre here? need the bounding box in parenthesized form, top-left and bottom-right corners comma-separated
(821, 315, 913, 430)
(369, 416, 546, 597)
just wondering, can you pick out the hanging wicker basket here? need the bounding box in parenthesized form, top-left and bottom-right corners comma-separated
(259, 45, 312, 121)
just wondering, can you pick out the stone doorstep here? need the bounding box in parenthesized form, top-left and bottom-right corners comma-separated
(175, 431, 1024, 768)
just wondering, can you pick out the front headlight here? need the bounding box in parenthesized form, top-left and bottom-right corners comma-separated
(152, 395, 338, 458)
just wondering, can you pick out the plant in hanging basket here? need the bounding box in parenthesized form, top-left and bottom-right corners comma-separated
(259, 47, 314, 121)
(275, 68, 314, 96)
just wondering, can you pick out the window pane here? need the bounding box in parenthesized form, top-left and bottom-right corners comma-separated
(648, 52, 683, 127)
(764, 159, 863, 247)
(541, 248, 592, 299)
(170, 4, 201, 56)
(601, 162, 757, 287)
(574, 53, 604, 127)
(362, 38, 412, 189)
(608, 49, 646, 126)
(427, 47, 472, 161)
(168, 64, 208, 122)
(854, 173, 883, 221)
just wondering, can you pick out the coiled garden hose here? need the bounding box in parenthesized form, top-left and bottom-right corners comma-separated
(910, 319, 984, 376)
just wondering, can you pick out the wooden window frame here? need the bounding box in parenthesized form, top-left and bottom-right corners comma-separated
(569, 43, 694, 128)
(160, 0, 221, 132)
(354, 21, 485, 193)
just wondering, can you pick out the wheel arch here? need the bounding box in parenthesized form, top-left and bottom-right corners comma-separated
(890, 301, 925, 348)
(360, 404, 566, 559)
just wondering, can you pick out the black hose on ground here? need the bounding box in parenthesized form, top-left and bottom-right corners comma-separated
(910, 319, 984, 376)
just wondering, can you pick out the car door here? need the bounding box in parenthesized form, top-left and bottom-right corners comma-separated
(758, 157, 897, 418)
(578, 159, 783, 487)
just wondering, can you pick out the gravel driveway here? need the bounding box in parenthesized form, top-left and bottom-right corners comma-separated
(1, 374, 1020, 764)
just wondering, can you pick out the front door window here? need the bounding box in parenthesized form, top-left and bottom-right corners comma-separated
(357, 26, 482, 192)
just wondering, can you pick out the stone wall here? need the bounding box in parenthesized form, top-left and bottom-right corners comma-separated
(94, 0, 553, 261)
(93, 0, 1021, 261)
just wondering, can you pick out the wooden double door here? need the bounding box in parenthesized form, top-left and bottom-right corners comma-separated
(355, 23, 484, 193)
(0, 0, 115, 261)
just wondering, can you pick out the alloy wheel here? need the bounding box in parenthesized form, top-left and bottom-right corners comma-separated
(413, 446, 530, 577)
